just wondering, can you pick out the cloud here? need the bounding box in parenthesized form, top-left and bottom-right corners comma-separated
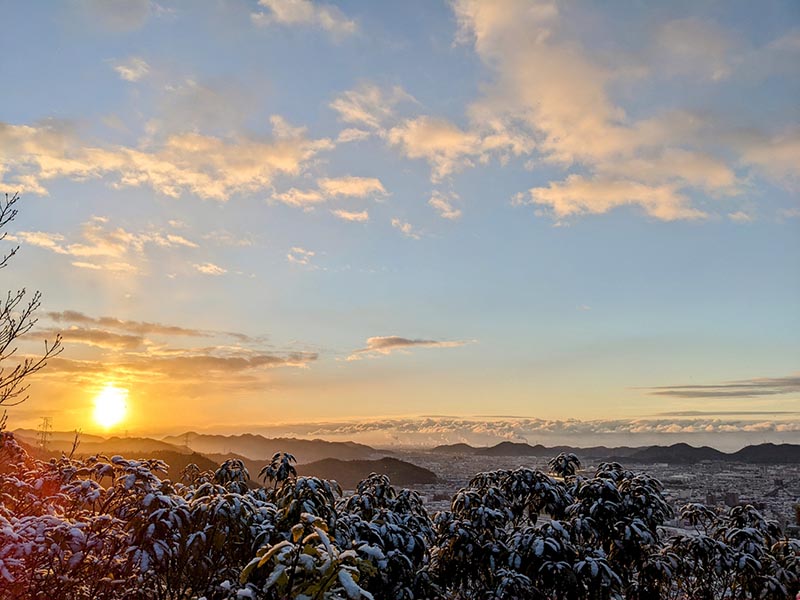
(652, 18, 736, 81)
(39, 349, 317, 388)
(40, 327, 144, 351)
(317, 176, 386, 198)
(738, 131, 800, 184)
(274, 176, 386, 209)
(273, 188, 326, 208)
(47, 310, 210, 338)
(517, 175, 706, 221)
(331, 209, 368, 222)
(388, 116, 485, 181)
(391, 218, 420, 239)
(251, 0, 357, 39)
(35, 310, 309, 386)
(10, 217, 201, 273)
(348, 336, 469, 360)
(79, 0, 155, 32)
(264, 415, 800, 448)
(643, 374, 800, 399)
(193, 262, 226, 276)
(444, 0, 798, 221)
(330, 83, 416, 130)
(112, 57, 150, 82)
(287, 246, 315, 266)
(46, 310, 259, 347)
(0, 117, 333, 200)
(728, 211, 753, 223)
(428, 190, 462, 220)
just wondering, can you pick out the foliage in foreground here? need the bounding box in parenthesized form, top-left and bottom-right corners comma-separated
(1, 436, 798, 600)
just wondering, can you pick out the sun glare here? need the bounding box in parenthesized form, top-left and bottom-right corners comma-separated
(93, 384, 128, 429)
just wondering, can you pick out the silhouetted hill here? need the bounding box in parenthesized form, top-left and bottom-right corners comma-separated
(14, 429, 106, 445)
(475, 441, 551, 456)
(297, 457, 438, 489)
(14, 431, 190, 457)
(625, 443, 800, 464)
(164, 433, 377, 463)
(430, 443, 479, 454)
(627, 443, 727, 464)
(730, 443, 800, 463)
(429, 442, 644, 458)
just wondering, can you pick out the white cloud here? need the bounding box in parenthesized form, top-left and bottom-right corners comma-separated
(331, 209, 369, 222)
(330, 83, 416, 130)
(273, 188, 326, 208)
(317, 176, 386, 198)
(0, 118, 333, 200)
(428, 190, 462, 220)
(112, 56, 150, 82)
(251, 0, 357, 39)
(444, 0, 800, 220)
(287, 246, 315, 266)
(391, 218, 420, 239)
(193, 262, 227, 276)
(10, 217, 202, 274)
(517, 175, 706, 221)
(728, 211, 753, 223)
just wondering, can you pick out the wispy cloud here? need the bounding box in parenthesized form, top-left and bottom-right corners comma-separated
(111, 56, 150, 82)
(347, 336, 470, 360)
(391, 218, 420, 239)
(193, 262, 227, 276)
(429, 190, 462, 220)
(273, 176, 386, 210)
(643, 374, 800, 398)
(0, 117, 332, 200)
(251, 0, 357, 39)
(10, 216, 199, 274)
(330, 83, 416, 130)
(331, 208, 369, 222)
(287, 246, 315, 266)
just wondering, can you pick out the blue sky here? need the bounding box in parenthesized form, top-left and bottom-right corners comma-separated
(1, 0, 798, 443)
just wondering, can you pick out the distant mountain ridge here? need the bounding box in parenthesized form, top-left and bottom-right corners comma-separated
(429, 441, 800, 463)
(162, 432, 378, 463)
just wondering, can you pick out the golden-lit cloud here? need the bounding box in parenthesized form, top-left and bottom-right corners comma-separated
(287, 246, 315, 266)
(331, 209, 369, 222)
(273, 176, 386, 210)
(193, 262, 227, 276)
(347, 336, 469, 360)
(428, 190, 462, 220)
(388, 117, 484, 181)
(111, 56, 150, 82)
(390, 218, 420, 239)
(251, 0, 357, 39)
(516, 176, 706, 221)
(0, 117, 333, 200)
(442, 0, 797, 221)
(330, 83, 416, 130)
(10, 216, 200, 274)
(317, 176, 386, 198)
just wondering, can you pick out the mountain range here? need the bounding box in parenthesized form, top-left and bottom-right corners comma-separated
(430, 441, 800, 464)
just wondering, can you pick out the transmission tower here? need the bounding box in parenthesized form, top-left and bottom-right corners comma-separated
(37, 416, 52, 451)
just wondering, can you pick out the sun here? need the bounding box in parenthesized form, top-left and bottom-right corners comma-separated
(93, 384, 128, 429)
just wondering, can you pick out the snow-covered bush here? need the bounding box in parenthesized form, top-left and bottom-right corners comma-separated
(1, 430, 798, 600)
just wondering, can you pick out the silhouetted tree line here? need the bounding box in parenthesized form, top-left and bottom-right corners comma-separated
(1, 440, 798, 599)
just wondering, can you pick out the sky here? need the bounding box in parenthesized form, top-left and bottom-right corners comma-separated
(1, 0, 798, 447)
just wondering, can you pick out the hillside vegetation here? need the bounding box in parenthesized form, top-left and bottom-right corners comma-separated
(2, 432, 798, 599)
